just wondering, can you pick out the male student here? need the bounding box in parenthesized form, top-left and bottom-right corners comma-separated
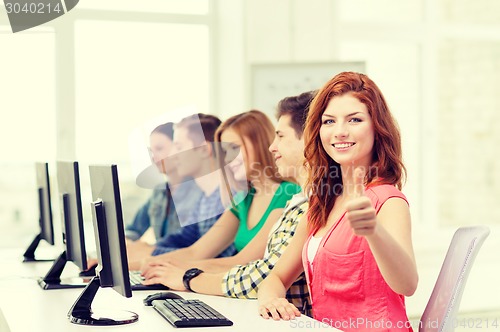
(141, 91, 316, 315)
(127, 113, 237, 270)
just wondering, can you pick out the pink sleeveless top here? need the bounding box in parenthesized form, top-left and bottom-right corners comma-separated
(302, 185, 413, 332)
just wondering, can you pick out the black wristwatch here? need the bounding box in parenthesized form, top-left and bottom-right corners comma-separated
(183, 268, 204, 292)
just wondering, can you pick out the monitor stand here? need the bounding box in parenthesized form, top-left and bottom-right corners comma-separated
(68, 276, 138, 326)
(38, 251, 90, 290)
(22, 233, 55, 262)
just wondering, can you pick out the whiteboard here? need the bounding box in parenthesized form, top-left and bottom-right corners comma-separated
(251, 62, 365, 118)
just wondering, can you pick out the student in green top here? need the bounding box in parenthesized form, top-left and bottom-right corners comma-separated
(140, 110, 300, 274)
(230, 175, 299, 252)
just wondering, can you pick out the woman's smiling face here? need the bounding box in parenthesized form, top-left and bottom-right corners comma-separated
(220, 128, 250, 182)
(319, 93, 374, 168)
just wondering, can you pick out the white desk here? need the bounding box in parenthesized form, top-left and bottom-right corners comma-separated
(0, 249, 338, 332)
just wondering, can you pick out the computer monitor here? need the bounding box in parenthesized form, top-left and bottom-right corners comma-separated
(23, 162, 55, 262)
(68, 164, 138, 326)
(38, 161, 90, 289)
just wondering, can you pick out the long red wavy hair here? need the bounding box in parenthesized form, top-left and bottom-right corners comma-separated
(304, 72, 406, 232)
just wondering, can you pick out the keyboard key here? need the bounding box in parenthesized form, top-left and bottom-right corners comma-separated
(129, 271, 144, 285)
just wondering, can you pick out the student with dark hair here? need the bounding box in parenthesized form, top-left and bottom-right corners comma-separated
(125, 122, 202, 242)
(140, 94, 315, 316)
(127, 113, 236, 270)
(258, 72, 418, 332)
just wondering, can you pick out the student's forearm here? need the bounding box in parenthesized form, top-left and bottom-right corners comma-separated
(257, 274, 288, 304)
(189, 257, 239, 273)
(153, 246, 192, 261)
(366, 225, 418, 296)
(190, 273, 225, 296)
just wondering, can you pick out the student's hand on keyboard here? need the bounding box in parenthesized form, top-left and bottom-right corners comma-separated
(142, 261, 187, 291)
(258, 297, 301, 321)
(86, 258, 98, 270)
(140, 255, 167, 274)
(126, 241, 154, 263)
(126, 242, 155, 271)
(140, 255, 184, 275)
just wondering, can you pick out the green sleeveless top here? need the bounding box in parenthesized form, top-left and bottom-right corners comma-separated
(230, 181, 301, 252)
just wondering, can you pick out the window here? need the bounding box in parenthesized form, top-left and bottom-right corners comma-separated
(74, 20, 209, 167)
(0, 4, 211, 247)
(0, 29, 56, 248)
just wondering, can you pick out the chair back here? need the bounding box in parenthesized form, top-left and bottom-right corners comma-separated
(419, 226, 490, 332)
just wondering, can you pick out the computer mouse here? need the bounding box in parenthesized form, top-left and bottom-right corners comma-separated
(79, 263, 97, 277)
(143, 292, 184, 306)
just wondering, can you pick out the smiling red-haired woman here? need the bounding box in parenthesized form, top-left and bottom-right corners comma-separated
(258, 72, 418, 332)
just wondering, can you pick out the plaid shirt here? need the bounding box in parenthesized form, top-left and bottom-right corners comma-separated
(222, 194, 312, 316)
(152, 187, 237, 257)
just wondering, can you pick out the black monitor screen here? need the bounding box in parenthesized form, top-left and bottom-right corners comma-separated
(23, 162, 55, 262)
(36, 162, 54, 245)
(68, 164, 137, 326)
(57, 161, 87, 272)
(88, 164, 132, 298)
(38, 161, 93, 290)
